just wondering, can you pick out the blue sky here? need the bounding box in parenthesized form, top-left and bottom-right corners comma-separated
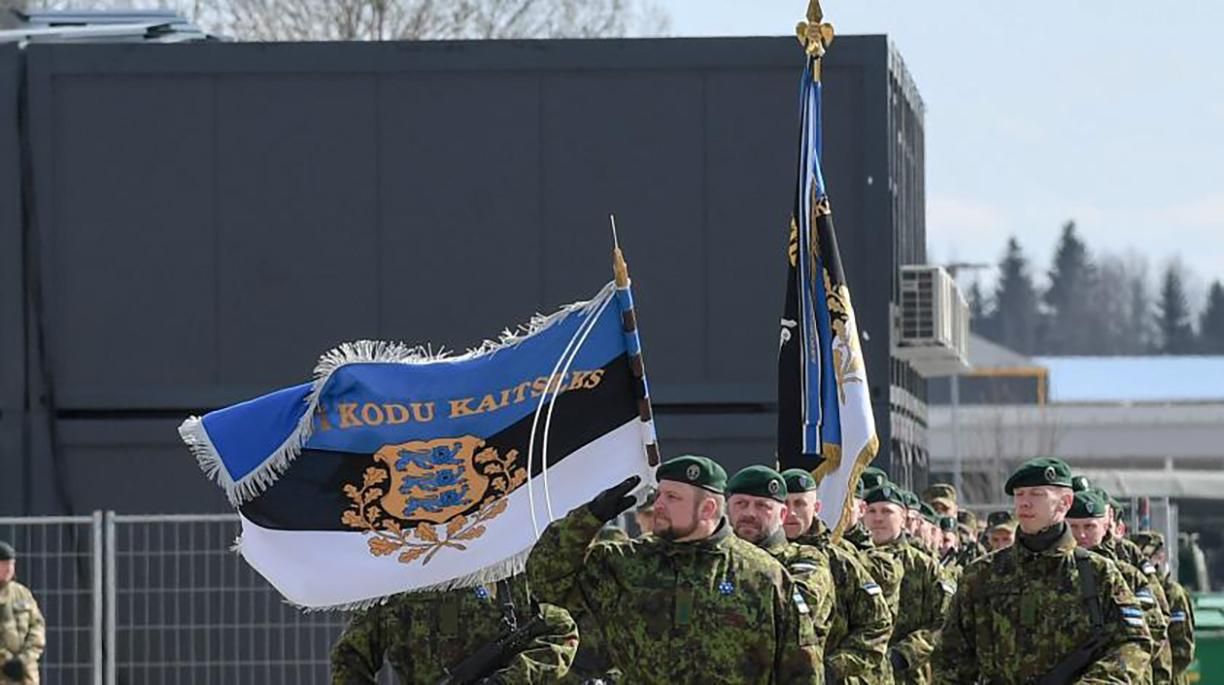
(659, 1, 1224, 300)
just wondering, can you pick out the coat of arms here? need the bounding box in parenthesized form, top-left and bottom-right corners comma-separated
(341, 436, 527, 565)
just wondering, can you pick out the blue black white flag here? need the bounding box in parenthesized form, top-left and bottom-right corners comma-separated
(180, 272, 658, 609)
(778, 8, 879, 535)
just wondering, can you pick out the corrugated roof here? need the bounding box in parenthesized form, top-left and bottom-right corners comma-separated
(1037, 356, 1224, 403)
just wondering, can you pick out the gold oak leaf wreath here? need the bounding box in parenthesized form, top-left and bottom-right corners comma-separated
(341, 446, 525, 565)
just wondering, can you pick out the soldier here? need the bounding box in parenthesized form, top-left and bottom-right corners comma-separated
(0, 542, 45, 685)
(984, 512, 1016, 552)
(922, 483, 957, 519)
(926, 484, 987, 565)
(727, 466, 836, 656)
(330, 574, 578, 684)
(525, 455, 824, 683)
(1067, 490, 1170, 684)
(919, 504, 942, 555)
(780, 468, 894, 683)
(931, 457, 1152, 683)
(863, 485, 949, 685)
(1132, 531, 1196, 685)
(936, 517, 960, 573)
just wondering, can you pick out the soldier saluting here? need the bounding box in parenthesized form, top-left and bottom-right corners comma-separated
(526, 455, 825, 684)
(932, 458, 1152, 684)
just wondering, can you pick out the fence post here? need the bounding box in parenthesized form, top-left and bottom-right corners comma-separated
(92, 511, 103, 685)
(104, 511, 116, 685)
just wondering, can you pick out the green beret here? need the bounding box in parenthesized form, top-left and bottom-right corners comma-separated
(657, 455, 727, 494)
(635, 487, 659, 512)
(923, 483, 957, 504)
(957, 510, 978, 529)
(1131, 531, 1165, 556)
(938, 516, 957, 532)
(863, 484, 906, 507)
(1068, 490, 1108, 519)
(919, 502, 939, 524)
(900, 489, 922, 512)
(727, 465, 787, 503)
(1071, 475, 1091, 492)
(0, 541, 13, 561)
(860, 467, 888, 492)
(986, 511, 1017, 532)
(781, 468, 818, 494)
(1004, 457, 1073, 495)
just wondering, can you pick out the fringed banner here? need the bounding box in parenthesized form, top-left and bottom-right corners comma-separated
(180, 282, 657, 609)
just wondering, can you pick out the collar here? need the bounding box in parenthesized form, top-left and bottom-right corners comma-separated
(1015, 522, 1075, 558)
(657, 517, 734, 554)
(759, 527, 791, 555)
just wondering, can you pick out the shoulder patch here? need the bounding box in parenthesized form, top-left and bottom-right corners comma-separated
(1170, 611, 1187, 622)
(861, 582, 882, 596)
(789, 562, 820, 575)
(1136, 588, 1155, 605)
(792, 591, 810, 615)
(1142, 561, 1157, 575)
(940, 580, 957, 595)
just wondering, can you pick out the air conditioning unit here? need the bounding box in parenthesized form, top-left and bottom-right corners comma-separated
(893, 265, 970, 376)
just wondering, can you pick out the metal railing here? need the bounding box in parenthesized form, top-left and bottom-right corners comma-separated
(1, 512, 394, 684)
(0, 513, 102, 685)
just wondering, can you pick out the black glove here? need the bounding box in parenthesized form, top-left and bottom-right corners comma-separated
(588, 475, 641, 522)
(2, 658, 27, 680)
(888, 649, 909, 673)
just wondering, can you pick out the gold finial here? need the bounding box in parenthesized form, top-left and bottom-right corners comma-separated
(610, 214, 629, 288)
(795, 0, 835, 60)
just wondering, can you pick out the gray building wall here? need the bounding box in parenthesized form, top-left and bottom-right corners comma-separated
(1, 36, 926, 515)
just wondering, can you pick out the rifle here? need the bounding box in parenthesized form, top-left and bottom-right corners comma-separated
(1035, 548, 1109, 685)
(435, 613, 545, 685)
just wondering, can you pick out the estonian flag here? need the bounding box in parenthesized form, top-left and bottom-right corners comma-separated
(180, 277, 658, 609)
(777, 13, 880, 536)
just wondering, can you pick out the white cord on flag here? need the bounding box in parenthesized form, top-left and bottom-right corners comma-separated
(525, 287, 615, 537)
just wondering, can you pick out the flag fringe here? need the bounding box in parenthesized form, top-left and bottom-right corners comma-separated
(228, 533, 531, 612)
(182, 283, 617, 506)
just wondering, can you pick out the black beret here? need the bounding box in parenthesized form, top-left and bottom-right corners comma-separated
(781, 468, 819, 494)
(1068, 490, 1108, 519)
(0, 541, 14, 561)
(863, 484, 906, 507)
(657, 455, 727, 494)
(727, 465, 788, 503)
(1004, 457, 1073, 495)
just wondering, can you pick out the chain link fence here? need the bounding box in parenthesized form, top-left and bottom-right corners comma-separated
(1, 513, 397, 684)
(0, 514, 102, 685)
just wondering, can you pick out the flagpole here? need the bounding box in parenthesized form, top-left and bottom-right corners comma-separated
(609, 215, 661, 467)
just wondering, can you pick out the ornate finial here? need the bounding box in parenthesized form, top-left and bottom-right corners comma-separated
(795, 0, 835, 59)
(610, 214, 629, 288)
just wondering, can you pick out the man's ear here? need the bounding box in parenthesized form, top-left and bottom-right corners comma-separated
(814, 499, 823, 515)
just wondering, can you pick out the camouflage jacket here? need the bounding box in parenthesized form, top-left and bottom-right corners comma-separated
(1163, 577, 1195, 683)
(840, 524, 904, 619)
(526, 505, 823, 684)
(760, 530, 836, 658)
(0, 581, 44, 685)
(559, 529, 629, 684)
(931, 525, 1153, 684)
(797, 523, 895, 683)
(1093, 544, 1172, 684)
(877, 536, 952, 685)
(330, 576, 577, 684)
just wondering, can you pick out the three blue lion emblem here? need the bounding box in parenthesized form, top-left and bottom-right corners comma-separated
(395, 442, 473, 518)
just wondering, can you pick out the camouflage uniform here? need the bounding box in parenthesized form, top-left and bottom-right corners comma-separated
(876, 535, 950, 685)
(932, 524, 1153, 684)
(1094, 540, 1173, 684)
(0, 581, 45, 685)
(795, 522, 893, 683)
(560, 528, 629, 684)
(1163, 578, 1195, 684)
(758, 530, 836, 658)
(526, 505, 823, 684)
(839, 523, 904, 618)
(330, 576, 578, 684)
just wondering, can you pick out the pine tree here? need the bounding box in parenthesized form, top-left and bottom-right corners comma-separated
(1199, 280, 1224, 354)
(968, 280, 996, 340)
(1157, 262, 1196, 354)
(1043, 221, 1098, 354)
(992, 237, 1040, 354)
